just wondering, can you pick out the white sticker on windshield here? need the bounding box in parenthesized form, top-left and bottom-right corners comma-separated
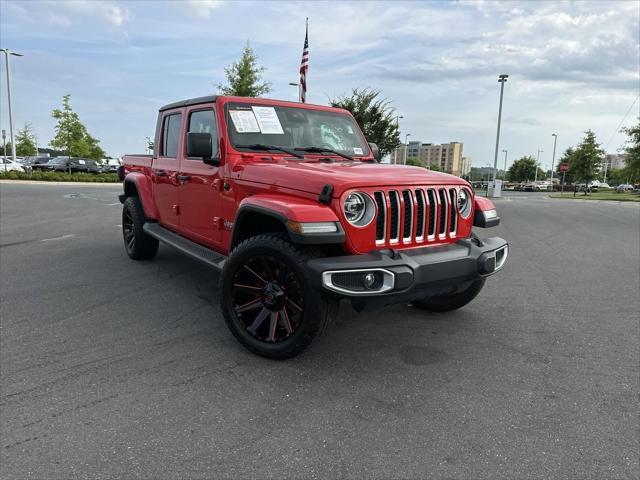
(251, 106, 284, 134)
(78, 159, 86, 164)
(353, 147, 363, 155)
(229, 110, 261, 133)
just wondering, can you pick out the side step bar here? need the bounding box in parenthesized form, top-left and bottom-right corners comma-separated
(143, 222, 226, 270)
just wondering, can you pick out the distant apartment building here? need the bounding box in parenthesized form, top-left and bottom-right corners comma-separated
(395, 141, 465, 177)
(606, 153, 626, 170)
(460, 156, 472, 177)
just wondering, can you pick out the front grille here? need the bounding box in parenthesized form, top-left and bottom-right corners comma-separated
(373, 186, 459, 248)
(402, 190, 412, 240)
(449, 188, 457, 233)
(389, 191, 400, 242)
(438, 189, 447, 236)
(374, 192, 386, 241)
(415, 189, 425, 239)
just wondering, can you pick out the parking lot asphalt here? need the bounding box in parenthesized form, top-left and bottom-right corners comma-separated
(1, 183, 638, 479)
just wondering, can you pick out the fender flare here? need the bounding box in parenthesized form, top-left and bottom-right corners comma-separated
(231, 194, 344, 247)
(123, 173, 158, 220)
(473, 196, 500, 228)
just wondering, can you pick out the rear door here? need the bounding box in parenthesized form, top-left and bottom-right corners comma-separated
(178, 106, 223, 248)
(152, 110, 183, 230)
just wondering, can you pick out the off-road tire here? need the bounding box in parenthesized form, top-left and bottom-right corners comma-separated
(122, 196, 159, 260)
(411, 278, 486, 312)
(220, 234, 337, 359)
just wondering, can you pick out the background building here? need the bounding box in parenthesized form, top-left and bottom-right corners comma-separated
(460, 156, 472, 177)
(605, 153, 626, 170)
(394, 141, 465, 177)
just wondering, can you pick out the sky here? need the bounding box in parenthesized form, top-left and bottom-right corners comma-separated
(0, 0, 638, 171)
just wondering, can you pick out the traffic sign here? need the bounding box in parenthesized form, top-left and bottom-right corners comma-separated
(560, 163, 569, 172)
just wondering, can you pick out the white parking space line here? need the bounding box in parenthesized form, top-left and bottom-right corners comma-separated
(41, 234, 77, 242)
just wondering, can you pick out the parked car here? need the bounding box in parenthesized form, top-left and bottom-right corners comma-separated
(33, 156, 100, 174)
(119, 94, 508, 358)
(19, 156, 51, 171)
(616, 184, 634, 192)
(1, 157, 25, 172)
(101, 163, 119, 173)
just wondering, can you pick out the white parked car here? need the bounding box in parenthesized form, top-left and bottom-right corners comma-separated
(616, 184, 634, 192)
(1, 157, 25, 172)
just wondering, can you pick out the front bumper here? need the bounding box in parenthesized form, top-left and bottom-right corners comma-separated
(307, 236, 508, 306)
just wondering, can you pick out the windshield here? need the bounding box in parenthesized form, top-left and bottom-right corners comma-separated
(226, 103, 370, 158)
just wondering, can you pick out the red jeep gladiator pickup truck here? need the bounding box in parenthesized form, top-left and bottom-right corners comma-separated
(119, 95, 507, 359)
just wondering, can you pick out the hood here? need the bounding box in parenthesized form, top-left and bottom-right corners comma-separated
(237, 159, 466, 197)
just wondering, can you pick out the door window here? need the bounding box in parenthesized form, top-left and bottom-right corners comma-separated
(161, 113, 182, 158)
(187, 109, 218, 158)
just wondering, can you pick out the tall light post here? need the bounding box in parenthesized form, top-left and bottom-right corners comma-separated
(0, 49, 23, 162)
(534, 149, 543, 183)
(550, 133, 558, 183)
(403, 133, 411, 165)
(393, 115, 403, 164)
(491, 74, 509, 196)
(288, 82, 300, 102)
(502, 149, 508, 179)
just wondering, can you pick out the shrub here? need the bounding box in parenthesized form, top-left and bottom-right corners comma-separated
(0, 170, 119, 183)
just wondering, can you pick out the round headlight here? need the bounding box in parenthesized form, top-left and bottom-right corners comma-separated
(457, 189, 472, 218)
(344, 192, 375, 227)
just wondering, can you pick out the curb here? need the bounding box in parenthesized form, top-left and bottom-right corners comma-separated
(0, 180, 121, 186)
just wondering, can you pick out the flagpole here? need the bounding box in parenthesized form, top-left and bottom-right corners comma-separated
(299, 17, 308, 103)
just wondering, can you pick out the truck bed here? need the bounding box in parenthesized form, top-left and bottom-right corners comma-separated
(123, 154, 153, 176)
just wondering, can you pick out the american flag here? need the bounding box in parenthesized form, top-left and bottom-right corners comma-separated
(299, 19, 309, 103)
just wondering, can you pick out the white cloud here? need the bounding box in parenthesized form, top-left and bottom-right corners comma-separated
(5, 0, 131, 28)
(185, 0, 224, 19)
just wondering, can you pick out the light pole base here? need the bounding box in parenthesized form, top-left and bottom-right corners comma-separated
(488, 180, 502, 198)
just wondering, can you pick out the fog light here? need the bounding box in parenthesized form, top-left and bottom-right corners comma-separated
(363, 272, 376, 289)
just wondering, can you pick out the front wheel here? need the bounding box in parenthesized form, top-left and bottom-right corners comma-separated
(122, 196, 159, 260)
(411, 278, 486, 312)
(220, 234, 336, 359)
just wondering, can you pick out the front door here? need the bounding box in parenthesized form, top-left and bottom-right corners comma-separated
(178, 107, 223, 248)
(152, 111, 183, 230)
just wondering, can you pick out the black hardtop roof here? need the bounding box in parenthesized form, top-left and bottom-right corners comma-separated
(159, 95, 218, 112)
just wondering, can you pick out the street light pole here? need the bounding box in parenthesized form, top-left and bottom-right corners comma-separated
(491, 74, 509, 196)
(534, 149, 543, 183)
(550, 133, 558, 183)
(288, 82, 299, 102)
(403, 133, 411, 165)
(502, 149, 508, 179)
(0, 49, 23, 162)
(2, 129, 6, 172)
(393, 115, 403, 164)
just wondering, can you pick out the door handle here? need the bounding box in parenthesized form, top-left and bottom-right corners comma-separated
(154, 170, 167, 177)
(177, 175, 191, 182)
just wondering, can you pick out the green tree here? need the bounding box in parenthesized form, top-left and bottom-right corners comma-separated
(50, 94, 105, 160)
(506, 156, 545, 182)
(621, 118, 640, 182)
(405, 157, 442, 171)
(15, 123, 38, 156)
(330, 88, 400, 158)
(556, 147, 576, 184)
(218, 42, 271, 97)
(570, 130, 604, 194)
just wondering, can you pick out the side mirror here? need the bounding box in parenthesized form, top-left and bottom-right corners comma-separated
(368, 142, 381, 162)
(187, 132, 220, 166)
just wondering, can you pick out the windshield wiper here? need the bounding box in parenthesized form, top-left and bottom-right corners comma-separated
(235, 143, 304, 159)
(294, 146, 354, 161)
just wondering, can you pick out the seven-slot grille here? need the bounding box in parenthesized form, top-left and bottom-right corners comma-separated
(374, 187, 458, 246)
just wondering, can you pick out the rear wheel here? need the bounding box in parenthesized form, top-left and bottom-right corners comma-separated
(411, 279, 486, 312)
(122, 196, 159, 260)
(220, 234, 336, 359)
